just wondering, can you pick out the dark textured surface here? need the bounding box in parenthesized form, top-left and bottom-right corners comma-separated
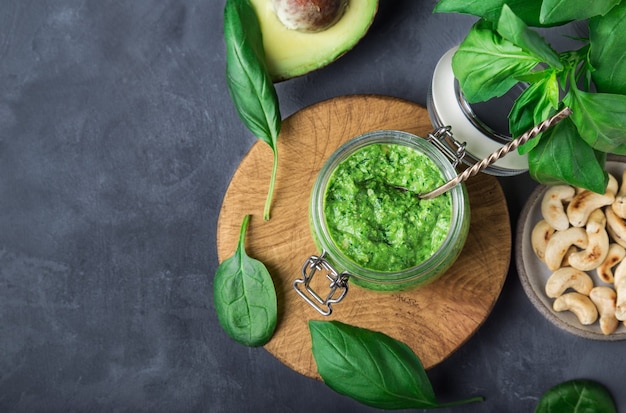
(0, 1, 622, 412)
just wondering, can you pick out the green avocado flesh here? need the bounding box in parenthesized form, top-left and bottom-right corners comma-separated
(250, 0, 379, 81)
(324, 143, 452, 272)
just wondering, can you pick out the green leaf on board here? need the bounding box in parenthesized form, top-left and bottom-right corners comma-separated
(214, 215, 277, 347)
(309, 320, 483, 410)
(224, 0, 281, 220)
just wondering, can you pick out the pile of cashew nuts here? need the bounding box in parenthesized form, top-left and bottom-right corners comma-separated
(532, 170, 626, 335)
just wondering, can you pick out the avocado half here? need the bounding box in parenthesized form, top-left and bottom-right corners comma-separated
(250, 0, 379, 82)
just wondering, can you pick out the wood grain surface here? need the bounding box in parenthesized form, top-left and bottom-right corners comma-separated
(216, 95, 511, 379)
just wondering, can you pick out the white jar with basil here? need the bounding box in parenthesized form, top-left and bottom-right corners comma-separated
(427, 47, 528, 176)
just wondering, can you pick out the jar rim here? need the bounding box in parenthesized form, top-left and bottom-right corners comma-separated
(310, 129, 469, 285)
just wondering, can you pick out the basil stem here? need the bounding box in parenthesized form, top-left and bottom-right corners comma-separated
(309, 320, 484, 410)
(224, 0, 282, 221)
(214, 215, 278, 347)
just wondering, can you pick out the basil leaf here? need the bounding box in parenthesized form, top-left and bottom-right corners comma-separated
(535, 379, 616, 413)
(515, 70, 556, 84)
(540, 0, 621, 26)
(224, 0, 281, 220)
(510, 70, 559, 154)
(309, 320, 483, 410)
(214, 215, 277, 347)
(433, 0, 549, 27)
(497, 5, 562, 69)
(452, 19, 540, 103)
(590, 2, 626, 94)
(224, 0, 280, 146)
(564, 88, 626, 154)
(528, 117, 608, 193)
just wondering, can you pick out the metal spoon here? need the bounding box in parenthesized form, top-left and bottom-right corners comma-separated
(413, 107, 573, 200)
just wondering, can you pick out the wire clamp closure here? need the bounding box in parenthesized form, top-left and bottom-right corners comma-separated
(426, 126, 466, 169)
(293, 252, 350, 316)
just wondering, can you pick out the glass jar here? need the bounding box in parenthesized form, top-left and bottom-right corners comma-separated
(427, 47, 528, 176)
(294, 129, 470, 315)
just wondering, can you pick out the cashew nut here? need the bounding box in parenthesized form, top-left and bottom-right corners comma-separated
(606, 206, 626, 248)
(595, 243, 626, 283)
(560, 245, 578, 267)
(531, 220, 555, 262)
(611, 170, 626, 219)
(541, 185, 575, 231)
(589, 286, 619, 335)
(544, 227, 588, 271)
(545, 267, 594, 298)
(613, 260, 626, 321)
(567, 209, 610, 271)
(567, 174, 617, 227)
(553, 292, 599, 325)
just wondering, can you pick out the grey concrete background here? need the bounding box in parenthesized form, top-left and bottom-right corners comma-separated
(0, 1, 621, 412)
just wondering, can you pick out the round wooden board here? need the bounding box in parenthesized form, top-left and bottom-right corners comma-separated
(217, 94, 511, 379)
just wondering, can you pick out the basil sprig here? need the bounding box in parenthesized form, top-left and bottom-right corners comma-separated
(214, 215, 277, 347)
(437, 1, 626, 194)
(535, 379, 616, 413)
(224, 0, 281, 221)
(309, 320, 483, 410)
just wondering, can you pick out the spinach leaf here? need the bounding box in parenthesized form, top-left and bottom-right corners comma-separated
(452, 19, 540, 103)
(510, 70, 559, 153)
(224, 0, 281, 221)
(497, 5, 562, 69)
(540, 0, 621, 26)
(564, 87, 626, 154)
(214, 215, 277, 347)
(433, 0, 549, 27)
(590, 2, 626, 94)
(528, 117, 608, 193)
(535, 379, 616, 413)
(309, 320, 483, 410)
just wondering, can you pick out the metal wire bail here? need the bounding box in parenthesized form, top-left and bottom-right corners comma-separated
(293, 252, 350, 316)
(426, 126, 466, 169)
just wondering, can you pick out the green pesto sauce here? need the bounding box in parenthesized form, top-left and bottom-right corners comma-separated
(324, 143, 452, 272)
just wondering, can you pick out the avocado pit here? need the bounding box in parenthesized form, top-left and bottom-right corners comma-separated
(272, 0, 348, 32)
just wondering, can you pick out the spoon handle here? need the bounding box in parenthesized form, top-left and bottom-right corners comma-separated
(419, 107, 573, 200)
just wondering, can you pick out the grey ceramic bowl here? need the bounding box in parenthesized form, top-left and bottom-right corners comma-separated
(516, 156, 626, 341)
